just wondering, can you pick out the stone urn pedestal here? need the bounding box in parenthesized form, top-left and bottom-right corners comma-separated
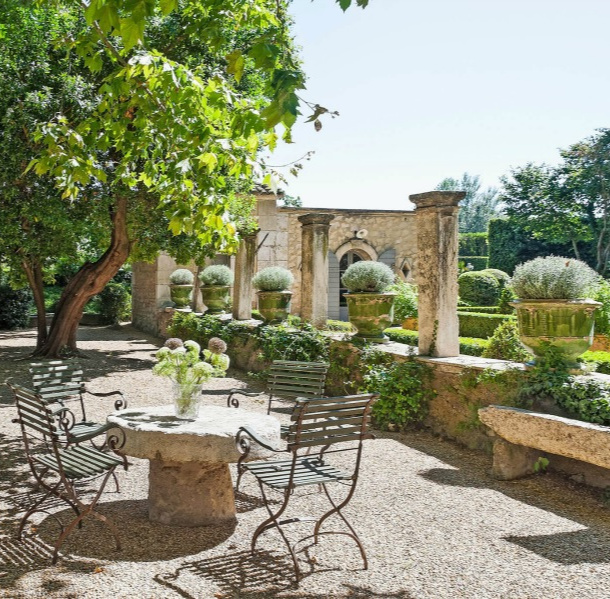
(200, 285, 231, 314)
(345, 292, 396, 344)
(170, 284, 192, 308)
(257, 291, 292, 324)
(511, 299, 601, 368)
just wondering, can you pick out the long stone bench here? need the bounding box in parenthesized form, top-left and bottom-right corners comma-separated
(478, 405, 610, 480)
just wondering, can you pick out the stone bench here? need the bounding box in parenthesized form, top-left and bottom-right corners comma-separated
(478, 405, 610, 480)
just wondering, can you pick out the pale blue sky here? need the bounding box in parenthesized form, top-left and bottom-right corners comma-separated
(267, 0, 610, 209)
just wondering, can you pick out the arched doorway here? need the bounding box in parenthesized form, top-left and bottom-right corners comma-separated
(328, 248, 373, 321)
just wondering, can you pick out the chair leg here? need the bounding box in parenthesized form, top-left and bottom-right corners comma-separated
(313, 483, 368, 570)
(252, 482, 302, 583)
(17, 480, 63, 539)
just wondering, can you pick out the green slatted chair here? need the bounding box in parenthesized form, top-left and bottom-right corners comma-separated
(29, 360, 127, 449)
(9, 382, 126, 564)
(235, 393, 378, 583)
(227, 360, 328, 415)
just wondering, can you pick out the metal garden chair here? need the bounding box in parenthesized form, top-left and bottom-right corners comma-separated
(29, 360, 127, 449)
(227, 360, 328, 414)
(9, 382, 127, 564)
(235, 393, 378, 583)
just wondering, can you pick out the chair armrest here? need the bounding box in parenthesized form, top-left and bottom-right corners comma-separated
(227, 388, 263, 408)
(235, 426, 286, 458)
(82, 386, 128, 410)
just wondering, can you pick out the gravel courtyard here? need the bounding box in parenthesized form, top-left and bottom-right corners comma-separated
(1, 325, 610, 599)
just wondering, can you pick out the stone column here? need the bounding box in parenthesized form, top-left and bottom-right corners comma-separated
(232, 232, 258, 320)
(410, 191, 464, 357)
(298, 213, 335, 328)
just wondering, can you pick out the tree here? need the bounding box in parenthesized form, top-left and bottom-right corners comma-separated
(500, 129, 610, 274)
(436, 173, 500, 233)
(0, 0, 364, 357)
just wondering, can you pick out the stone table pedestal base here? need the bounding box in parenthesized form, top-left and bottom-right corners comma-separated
(148, 459, 236, 526)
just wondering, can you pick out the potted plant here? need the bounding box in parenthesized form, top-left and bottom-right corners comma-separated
(153, 339, 217, 418)
(510, 256, 601, 368)
(342, 261, 396, 343)
(388, 280, 418, 330)
(199, 265, 233, 314)
(169, 268, 194, 308)
(252, 267, 294, 324)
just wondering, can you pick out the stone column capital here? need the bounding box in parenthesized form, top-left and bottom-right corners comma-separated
(297, 213, 335, 227)
(410, 191, 465, 209)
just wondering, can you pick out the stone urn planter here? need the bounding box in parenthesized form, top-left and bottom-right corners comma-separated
(510, 257, 602, 368)
(199, 265, 233, 314)
(345, 292, 396, 343)
(257, 291, 292, 324)
(169, 268, 194, 308)
(252, 267, 294, 324)
(511, 299, 601, 366)
(342, 260, 397, 344)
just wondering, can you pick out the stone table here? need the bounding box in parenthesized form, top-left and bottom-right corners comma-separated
(107, 405, 280, 526)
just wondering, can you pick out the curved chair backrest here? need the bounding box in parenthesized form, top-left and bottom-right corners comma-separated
(268, 360, 329, 400)
(29, 360, 84, 404)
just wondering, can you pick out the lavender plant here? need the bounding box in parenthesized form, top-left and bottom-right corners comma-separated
(252, 267, 294, 291)
(199, 264, 233, 286)
(342, 261, 395, 293)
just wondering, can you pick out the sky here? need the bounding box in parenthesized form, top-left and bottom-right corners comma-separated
(266, 0, 610, 210)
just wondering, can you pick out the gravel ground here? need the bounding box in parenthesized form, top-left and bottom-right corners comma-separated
(1, 326, 610, 599)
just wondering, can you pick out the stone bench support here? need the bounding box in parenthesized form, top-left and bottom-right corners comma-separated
(478, 405, 610, 480)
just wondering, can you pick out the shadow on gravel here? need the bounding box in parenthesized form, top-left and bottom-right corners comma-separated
(154, 550, 417, 598)
(35, 499, 236, 562)
(393, 430, 610, 564)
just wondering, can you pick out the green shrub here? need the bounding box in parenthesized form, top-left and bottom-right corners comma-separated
(169, 269, 194, 285)
(459, 232, 488, 256)
(383, 327, 489, 357)
(459, 256, 489, 271)
(252, 267, 294, 291)
(497, 287, 517, 314)
(593, 279, 610, 335)
(200, 264, 233, 286)
(511, 256, 599, 299)
(98, 283, 131, 325)
(580, 351, 610, 375)
(482, 268, 510, 288)
(325, 319, 355, 332)
(388, 281, 417, 322)
(0, 285, 33, 330)
(342, 261, 395, 293)
(458, 271, 501, 306)
(482, 320, 530, 362)
(458, 306, 500, 314)
(458, 311, 515, 338)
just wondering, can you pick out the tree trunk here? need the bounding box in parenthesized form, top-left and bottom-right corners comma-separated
(22, 259, 47, 349)
(32, 196, 131, 358)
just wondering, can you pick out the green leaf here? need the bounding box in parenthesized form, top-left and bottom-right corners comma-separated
(226, 50, 245, 83)
(160, 0, 178, 15)
(119, 17, 144, 52)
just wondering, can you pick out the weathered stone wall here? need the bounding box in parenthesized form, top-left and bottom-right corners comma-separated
(281, 207, 417, 315)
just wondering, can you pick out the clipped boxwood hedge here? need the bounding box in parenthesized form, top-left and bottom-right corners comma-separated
(459, 256, 489, 271)
(457, 311, 516, 339)
(384, 327, 489, 357)
(580, 351, 610, 375)
(457, 306, 501, 314)
(459, 233, 488, 257)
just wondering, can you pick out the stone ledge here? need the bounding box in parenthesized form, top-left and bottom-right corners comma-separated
(479, 405, 610, 479)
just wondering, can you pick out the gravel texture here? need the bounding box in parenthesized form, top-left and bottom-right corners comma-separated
(1, 326, 610, 598)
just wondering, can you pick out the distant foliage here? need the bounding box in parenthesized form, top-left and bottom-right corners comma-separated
(252, 267, 294, 292)
(458, 271, 501, 306)
(592, 279, 610, 335)
(511, 256, 599, 300)
(459, 256, 488, 271)
(342, 261, 395, 293)
(388, 281, 418, 321)
(98, 283, 131, 325)
(458, 311, 515, 338)
(0, 285, 33, 330)
(459, 232, 488, 256)
(200, 264, 233, 286)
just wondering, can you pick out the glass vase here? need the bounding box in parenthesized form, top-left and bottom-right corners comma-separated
(172, 381, 202, 418)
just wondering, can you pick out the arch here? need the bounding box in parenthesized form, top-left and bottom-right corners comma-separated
(334, 239, 377, 263)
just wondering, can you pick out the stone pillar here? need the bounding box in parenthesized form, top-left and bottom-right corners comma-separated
(410, 191, 464, 357)
(298, 213, 335, 327)
(232, 232, 258, 320)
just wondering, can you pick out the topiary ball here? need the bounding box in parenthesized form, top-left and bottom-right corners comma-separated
(169, 268, 194, 285)
(341, 261, 395, 293)
(252, 267, 294, 292)
(481, 268, 511, 288)
(458, 271, 501, 306)
(200, 264, 233, 286)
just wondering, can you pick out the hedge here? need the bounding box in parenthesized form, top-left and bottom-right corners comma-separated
(0, 285, 33, 330)
(457, 311, 516, 339)
(580, 351, 610, 375)
(459, 256, 488, 271)
(458, 306, 501, 314)
(458, 271, 500, 306)
(384, 327, 489, 357)
(459, 233, 488, 257)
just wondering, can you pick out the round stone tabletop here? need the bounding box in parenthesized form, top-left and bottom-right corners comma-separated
(107, 405, 281, 464)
